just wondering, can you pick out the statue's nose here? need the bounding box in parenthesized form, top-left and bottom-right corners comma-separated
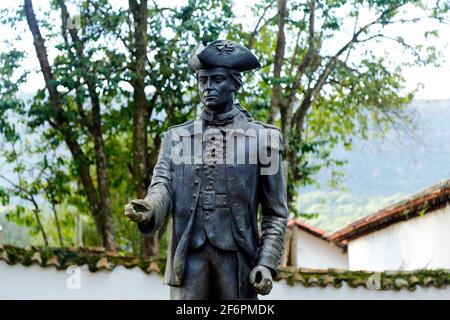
(205, 78, 213, 90)
(203, 84, 214, 95)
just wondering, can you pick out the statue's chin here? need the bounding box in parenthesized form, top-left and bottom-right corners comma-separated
(203, 101, 222, 111)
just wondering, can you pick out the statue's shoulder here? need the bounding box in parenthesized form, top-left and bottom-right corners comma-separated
(162, 120, 197, 141)
(167, 119, 195, 132)
(251, 120, 281, 132)
(251, 120, 284, 151)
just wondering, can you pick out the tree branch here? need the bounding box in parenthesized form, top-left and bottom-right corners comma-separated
(269, 0, 287, 124)
(287, 0, 318, 110)
(248, 0, 277, 49)
(292, 3, 407, 134)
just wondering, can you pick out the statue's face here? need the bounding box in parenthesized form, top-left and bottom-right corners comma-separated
(197, 67, 235, 112)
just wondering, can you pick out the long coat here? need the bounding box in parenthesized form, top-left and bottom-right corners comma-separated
(138, 106, 288, 287)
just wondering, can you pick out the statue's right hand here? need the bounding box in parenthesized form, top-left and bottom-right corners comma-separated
(124, 199, 154, 224)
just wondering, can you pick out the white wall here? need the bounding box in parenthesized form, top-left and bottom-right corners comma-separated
(264, 280, 450, 300)
(0, 262, 169, 300)
(295, 230, 348, 269)
(348, 204, 450, 271)
(2, 262, 449, 300)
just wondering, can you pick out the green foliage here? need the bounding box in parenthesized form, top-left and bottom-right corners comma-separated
(0, 0, 448, 252)
(234, 0, 448, 216)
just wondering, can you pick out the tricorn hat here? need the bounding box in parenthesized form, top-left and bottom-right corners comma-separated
(188, 40, 261, 72)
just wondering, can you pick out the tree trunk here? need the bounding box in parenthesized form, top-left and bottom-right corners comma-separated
(129, 0, 150, 198)
(269, 0, 287, 125)
(29, 195, 49, 247)
(128, 0, 161, 257)
(75, 211, 83, 248)
(49, 196, 64, 247)
(59, 0, 116, 252)
(270, 0, 294, 209)
(33, 209, 49, 247)
(24, 0, 116, 251)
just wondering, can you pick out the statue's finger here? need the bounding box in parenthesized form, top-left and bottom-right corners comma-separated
(124, 207, 135, 216)
(130, 199, 151, 211)
(254, 280, 264, 290)
(133, 212, 144, 222)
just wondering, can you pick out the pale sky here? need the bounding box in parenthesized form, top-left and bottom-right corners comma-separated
(0, 0, 449, 99)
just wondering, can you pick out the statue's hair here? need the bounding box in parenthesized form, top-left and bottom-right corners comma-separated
(228, 69, 243, 92)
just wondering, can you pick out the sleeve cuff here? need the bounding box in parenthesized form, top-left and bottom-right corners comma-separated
(256, 253, 280, 277)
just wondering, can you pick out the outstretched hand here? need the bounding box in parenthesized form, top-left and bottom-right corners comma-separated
(124, 199, 154, 224)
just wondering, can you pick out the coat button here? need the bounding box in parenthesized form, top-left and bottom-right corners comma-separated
(192, 194, 197, 198)
(194, 180, 199, 184)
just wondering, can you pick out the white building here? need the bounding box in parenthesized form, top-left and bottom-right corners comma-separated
(330, 179, 450, 271)
(2, 244, 449, 300)
(2, 180, 450, 299)
(283, 219, 348, 270)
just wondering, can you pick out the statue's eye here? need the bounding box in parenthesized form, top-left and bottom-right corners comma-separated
(214, 77, 224, 83)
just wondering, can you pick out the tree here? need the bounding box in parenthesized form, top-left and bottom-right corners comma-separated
(1, 0, 448, 255)
(96, 0, 236, 256)
(23, 0, 117, 251)
(1, 0, 236, 255)
(235, 0, 449, 212)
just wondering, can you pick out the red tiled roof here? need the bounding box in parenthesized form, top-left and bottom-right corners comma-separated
(329, 179, 450, 242)
(288, 218, 347, 249)
(2, 245, 450, 290)
(288, 218, 327, 239)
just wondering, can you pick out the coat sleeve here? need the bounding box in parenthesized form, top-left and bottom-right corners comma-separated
(138, 130, 173, 235)
(256, 128, 288, 276)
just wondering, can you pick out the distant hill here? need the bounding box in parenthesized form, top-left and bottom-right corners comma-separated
(297, 99, 450, 233)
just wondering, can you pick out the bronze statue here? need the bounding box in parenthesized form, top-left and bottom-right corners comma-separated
(124, 40, 288, 300)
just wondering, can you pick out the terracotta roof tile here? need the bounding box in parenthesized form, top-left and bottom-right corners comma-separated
(330, 179, 450, 242)
(288, 219, 327, 238)
(288, 218, 347, 249)
(0, 245, 449, 291)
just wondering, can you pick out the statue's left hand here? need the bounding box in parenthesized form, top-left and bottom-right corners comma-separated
(249, 265, 273, 295)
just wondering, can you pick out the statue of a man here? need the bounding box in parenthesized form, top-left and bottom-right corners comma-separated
(124, 40, 288, 300)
